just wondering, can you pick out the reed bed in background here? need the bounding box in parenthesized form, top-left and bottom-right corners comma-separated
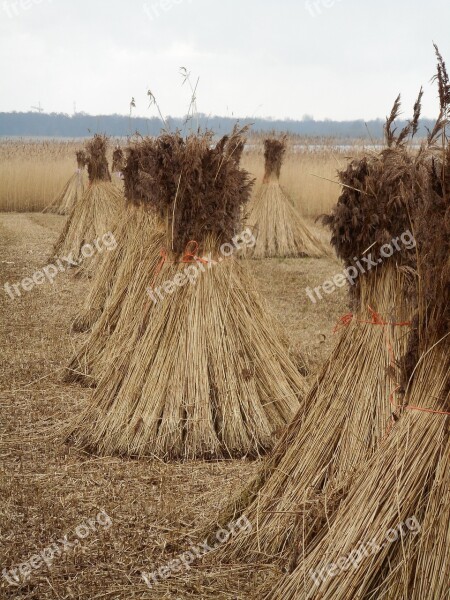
(0, 137, 363, 216)
(43, 151, 87, 215)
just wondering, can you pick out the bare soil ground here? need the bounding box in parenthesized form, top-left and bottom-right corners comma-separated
(0, 213, 347, 599)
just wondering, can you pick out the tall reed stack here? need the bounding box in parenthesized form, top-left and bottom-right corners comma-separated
(246, 138, 330, 258)
(43, 150, 86, 215)
(53, 135, 122, 273)
(67, 128, 307, 460)
(207, 96, 426, 575)
(268, 65, 449, 599)
(70, 144, 160, 333)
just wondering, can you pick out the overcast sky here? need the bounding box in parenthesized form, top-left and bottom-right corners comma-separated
(1, 0, 449, 121)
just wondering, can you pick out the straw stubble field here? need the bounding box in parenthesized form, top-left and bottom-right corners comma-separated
(0, 207, 346, 598)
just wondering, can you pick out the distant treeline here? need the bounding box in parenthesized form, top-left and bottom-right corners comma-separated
(0, 111, 437, 139)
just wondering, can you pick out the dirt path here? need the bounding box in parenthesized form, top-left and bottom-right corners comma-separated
(0, 213, 347, 599)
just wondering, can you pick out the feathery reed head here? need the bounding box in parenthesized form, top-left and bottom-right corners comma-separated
(85, 134, 111, 184)
(123, 145, 146, 207)
(414, 149, 450, 342)
(134, 127, 254, 254)
(263, 137, 287, 181)
(112, 146, 125, 173)
(76, 150, 87, 170)
(323, 146, 421, 267)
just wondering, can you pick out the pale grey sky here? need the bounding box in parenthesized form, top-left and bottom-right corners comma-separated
(0, 0, 448, 121)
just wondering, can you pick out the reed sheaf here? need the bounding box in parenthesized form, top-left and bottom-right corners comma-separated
(67, 128, 308, 460)
(245, 137, 330, 258)
(43, 150, 87, 215)
(53, 134, 123, 274)
(70, 145, 158, 334)
(268, 93, 450, 600)
(203, 57, 448, 600)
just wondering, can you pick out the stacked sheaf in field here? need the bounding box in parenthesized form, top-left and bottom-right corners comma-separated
(53, 135, 123, 274)
(206, 94, 430, 577)
(67, 128, 308, 460)
(207, 57, 449, 600)
(245, 138, 330, 258)
(70, 144, 160, 333)
(268, 82, 449, 600)
(43, 150, 86, 215)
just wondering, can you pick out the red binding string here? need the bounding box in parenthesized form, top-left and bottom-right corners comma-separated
(333, 306, 449, 420)
(180, 240, 209, 265)
(150, 240, 211, 288)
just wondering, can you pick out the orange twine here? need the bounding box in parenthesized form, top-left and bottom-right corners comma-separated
(150, 240, 210, 287)
(334, 306, 449, 421)
(333, 306, 411, 334)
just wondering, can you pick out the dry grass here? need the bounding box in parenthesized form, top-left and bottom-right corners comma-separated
(0, 138, 359, 217)
(0, 212, 347, 599)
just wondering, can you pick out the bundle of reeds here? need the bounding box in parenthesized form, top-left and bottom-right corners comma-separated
(245, 138, 330, 258)
(267, 68, 450, 600)
(43, 150, 86, 215)
(236, 56, 449, 600)
(208, 97, 427, 572)
(67, 128, 307, 460)
(71, 145, 159, 333)
(267, 155, 449, 600)
(53, 135, 123, 274)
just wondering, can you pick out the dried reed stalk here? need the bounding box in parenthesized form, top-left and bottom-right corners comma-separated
(69, 143, 162, 339)
(112, 146, 125, 174)
(259, 70, 449, 599)
(245, 139, 330, 258)
(66, 219, 165, 382)
(71, 204, 157, 333)
(68, 236, 307, 459)
(207, 96, 431, 572)
(377, 432, 449, 600)
(53, 182, 122, 268)
(266, 341, 448, 599)
(43, 151, 86, 215)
